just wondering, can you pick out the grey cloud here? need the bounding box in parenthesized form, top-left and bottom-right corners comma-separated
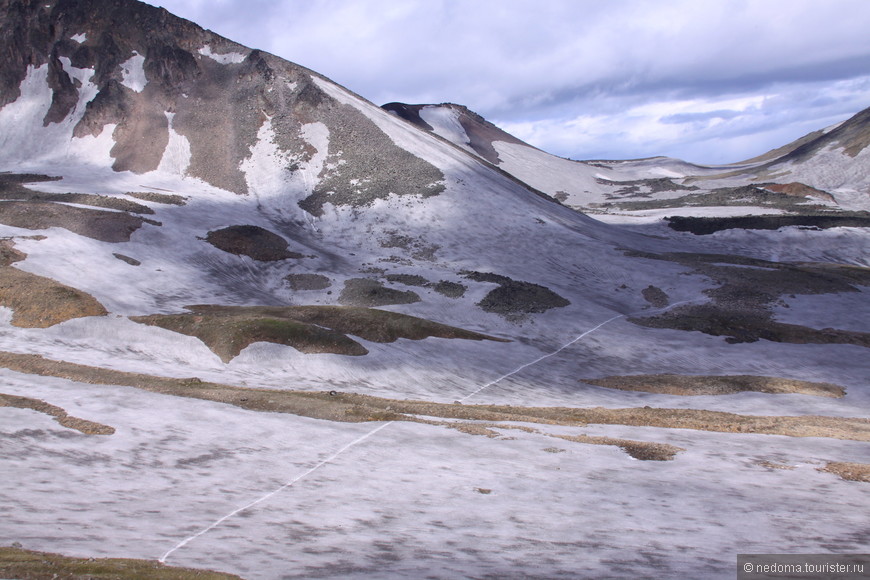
(145, 0, 870, 164)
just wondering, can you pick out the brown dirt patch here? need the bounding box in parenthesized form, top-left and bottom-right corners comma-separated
(0, 546, 241, 579)
(756, 460, 795, 470)
(0, 351, 867, 444)
(551, 433, 683, 461)
(0, 392, 114, 434)
(131, 304, 507, 362)
(582, 374, 845, 397)
(0, 240, 107, 327)
(127, 191, 188, 205)
(762, 182, 836, 203)
(820, 462, 870, 482)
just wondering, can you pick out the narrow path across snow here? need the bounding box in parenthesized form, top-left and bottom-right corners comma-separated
(159, 300, 694, 563)
(159, 422, 393, 563)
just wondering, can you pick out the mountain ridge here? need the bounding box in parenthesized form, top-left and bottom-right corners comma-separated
(1, 1, 869, 578)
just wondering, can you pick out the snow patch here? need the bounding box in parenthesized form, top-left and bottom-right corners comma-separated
(198, 45, 247, 64)
(0, 63, 113, 169)
(156, 112, 192, 175)
(119, 52, 147, 93)
(420, 106, 475, 155)
(71, 33, 87, 44)
(240, 118, 329, 221)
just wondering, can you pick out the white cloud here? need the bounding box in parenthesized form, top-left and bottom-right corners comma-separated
(145, 0, 870, 163)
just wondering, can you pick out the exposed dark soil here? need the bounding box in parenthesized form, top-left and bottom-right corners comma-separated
(0, 392, 114, 434)
(641, 285, 669, 307)
(385, 273, 429, 287)
(582, 374, 845, 397)
(379, 274, 467, 298)
(665, 212, 870, 235)
(131, 304, 505, 362)
(284, 273, 331, 290)
(338, 278, 420, 307)
(378, 231, 440, 261)
(634, 303, 870, 347)
(0, 201, 156, 242)
(626, 250, 870, 345)
(595, 177, 698, 199)
(1, 351, 868, 444)
(0, 546, 241, 579)
(113, 253, 141, 266)
(205, 225, 303, 261)
(0, 240, 107, 327)
(433, 280, 467, 298)
(464, 271, 569, 319)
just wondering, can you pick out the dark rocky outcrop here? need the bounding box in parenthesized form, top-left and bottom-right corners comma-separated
(205, 225, 303, 261)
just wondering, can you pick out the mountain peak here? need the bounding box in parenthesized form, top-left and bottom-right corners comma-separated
(1, 0, 453, 207)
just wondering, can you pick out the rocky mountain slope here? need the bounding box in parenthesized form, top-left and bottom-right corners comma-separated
(1, 1, 869, 579)
(398, 101, 870, 218)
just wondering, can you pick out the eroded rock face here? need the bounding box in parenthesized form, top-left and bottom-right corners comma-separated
(2, 0, 446, 205)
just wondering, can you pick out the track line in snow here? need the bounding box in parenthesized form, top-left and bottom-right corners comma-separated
(460, 299, 698, 403)
(459, 313, 625, 403)
(159, 299, 698, 563)
(159, 421, 393, 564)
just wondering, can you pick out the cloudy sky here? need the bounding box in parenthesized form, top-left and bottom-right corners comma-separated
(146, 0, 870, 164)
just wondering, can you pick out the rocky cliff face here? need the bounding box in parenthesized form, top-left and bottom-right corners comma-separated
(1, 0, 446, 207)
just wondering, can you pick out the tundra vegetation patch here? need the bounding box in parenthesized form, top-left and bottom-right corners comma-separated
(820, 462, 870, 483)
(0, 392, 114, 434)
(0, 546, 242, 579)
(338, 278, 421, 307)
(205, 225, 303, 261)
(581, 374, 845, 397)
(0, 239, 107, 327)
(0, 200, 156, 242)
(131, 304, 505, 362)
(0, 351, 868, 445)
(594, 183, 834, 212)
(0, 173, 162, 241)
